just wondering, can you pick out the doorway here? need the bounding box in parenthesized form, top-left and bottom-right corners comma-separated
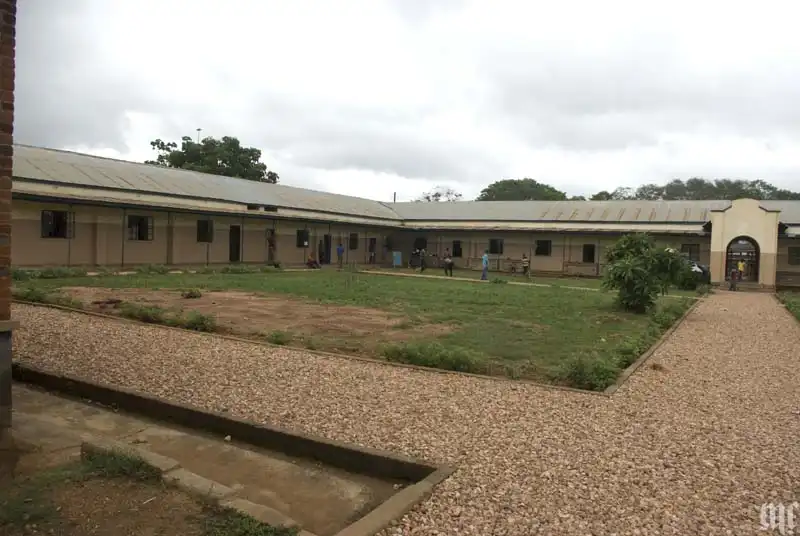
(323, 234, 333, 264)
(725, 236, 759, 282)
(266, 229, 275, 264)
(229, 225, 242, 262)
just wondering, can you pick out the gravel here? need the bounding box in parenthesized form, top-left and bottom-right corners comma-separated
(11, 293, 800, 535)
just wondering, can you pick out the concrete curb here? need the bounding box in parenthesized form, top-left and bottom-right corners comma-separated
(79, 438, 306, 533)
(17, 366, 455, 536)
(603, 298, 702, 395)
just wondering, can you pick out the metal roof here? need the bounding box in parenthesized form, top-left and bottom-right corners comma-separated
(11, 145, 401, 221)
(390, 200, 732, 223)
(11, 144, 800, 225)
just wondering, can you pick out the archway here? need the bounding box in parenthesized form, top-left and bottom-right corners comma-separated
(725, 236, 760, 282)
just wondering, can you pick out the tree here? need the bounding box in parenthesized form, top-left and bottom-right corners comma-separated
(477, 178, 567, 201)
(416, 186, 463, 202)
(590, 178, 800, 201)
(145, 136, 279, 183)
(602, 234, 692, 313)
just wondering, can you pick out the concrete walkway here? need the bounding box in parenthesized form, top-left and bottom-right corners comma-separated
(10, 385, 392, 536)
(11, 292, 800, 535)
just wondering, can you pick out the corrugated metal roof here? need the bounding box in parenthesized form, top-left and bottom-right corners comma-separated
(390, 200, 732, 223)
(12, 144, 800, 225)
(12, 145, 401, 220)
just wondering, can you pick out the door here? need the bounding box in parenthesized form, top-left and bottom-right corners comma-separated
(229, 225, 242, 262)
(323, 234, 333, 265)
(266, 229, 275, 263)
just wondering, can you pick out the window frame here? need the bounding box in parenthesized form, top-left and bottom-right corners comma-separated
(296, 229, 309, 248)
(489, 238, 504, 255)
(348, 232, 359, 250)
(127, 215, 154, 241)
(681, 243, 701, 262)
(40, 210, 74, 239)
(196, 219, 214, 243)
(534, 239, 552, 257)
(788, 246, 800, 266)
(582, 243, 596, 263)
(452, 240, 463, 258)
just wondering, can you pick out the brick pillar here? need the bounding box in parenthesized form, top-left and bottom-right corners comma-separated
(0, 0, 16, 442)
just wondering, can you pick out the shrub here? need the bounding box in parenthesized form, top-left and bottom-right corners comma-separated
(181, 311, 216, 332)
(557, 354, 619, 391)
(12, 287, 84, 309)
(382, 342, 484, 373)
(134, 264, 171, 275)
(603, 234, 694, 313)
(118, 302, 167, 324)
(181, 288, 203, 299)
(490, 278, 507, 284)
(265, 330, 292, 345)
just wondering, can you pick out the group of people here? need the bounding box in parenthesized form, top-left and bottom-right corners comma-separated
(411, 249, 533, 280)
(728, 259, 747, 291)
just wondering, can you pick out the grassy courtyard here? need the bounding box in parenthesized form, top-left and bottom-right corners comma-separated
(13, 268, 694, 390)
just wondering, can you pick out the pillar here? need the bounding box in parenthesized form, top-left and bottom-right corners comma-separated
(0, 0, 17, 451)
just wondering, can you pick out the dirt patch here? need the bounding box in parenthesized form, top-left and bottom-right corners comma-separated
(60, 287, 450, 353)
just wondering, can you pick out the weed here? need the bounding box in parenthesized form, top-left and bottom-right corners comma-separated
(134, 264, 171, 275)
(556, 354, 619, 391)
(12, 287, 84, 309)
(490, 278, 507, 284)
(119, 302, 168, 324)
(201, 505, 299, 535)
(265, 330, 292, 345)
(81, 450, 161, 482)
(182, 311, 217, 332)
(382, 341, 484, 373)
(181, 288, 203, 299)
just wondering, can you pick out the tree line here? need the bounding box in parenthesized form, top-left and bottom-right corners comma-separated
(143, 134, 800, 202)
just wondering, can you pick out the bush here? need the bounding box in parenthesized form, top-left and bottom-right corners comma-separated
(557, 354, 619, 391)
(181, 288, 203, 299)
(603, 234, 694, 313)
(13, 267, 88, 280)
(181, 311, 216, 332)
(118, 302, 167, 324)
(382, 342, 484, 373)
(134, 264, 171, 275)
(12, 287, 84, 309)
(265, 330, 292, 345)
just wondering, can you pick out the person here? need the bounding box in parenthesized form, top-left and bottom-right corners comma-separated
(737, 259, 745, 280)
(306, 254, 321, 269)
(521, 254, 530, 276)
(336, 242, 344, 269)
(419, 248, 427, 272)
(443, 248, 454, 276)
(729, 266, 738, 291)
(481, 249, 489, 280)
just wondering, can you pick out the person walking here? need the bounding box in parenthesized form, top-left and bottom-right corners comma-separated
(737, 259, 746, 281)
(443, 248, 454, 276)
(336, 242, 345, 270)
(481, 249, 489, 280)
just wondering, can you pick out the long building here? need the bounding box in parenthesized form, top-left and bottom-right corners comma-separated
(10, 144, 800, 288)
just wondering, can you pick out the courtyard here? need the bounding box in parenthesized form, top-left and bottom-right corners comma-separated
(13, 269, 695, 389)
(9, 290, 800, 535)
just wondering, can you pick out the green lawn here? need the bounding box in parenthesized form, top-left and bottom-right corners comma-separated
(15, 269, 694, 390)
(778, 291, 800, 322)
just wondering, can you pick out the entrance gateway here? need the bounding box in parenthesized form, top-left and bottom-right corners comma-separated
(725, 237, 759, 282)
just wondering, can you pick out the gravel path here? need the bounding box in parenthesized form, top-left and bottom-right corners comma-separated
(11, 292, 800, 535)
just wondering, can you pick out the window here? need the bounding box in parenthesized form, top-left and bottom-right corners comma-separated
(452, 240, 463, 258)
(368, 237, 377, 253)
(196, 219, 214, 243)
(349, 232, 359, 250)
(127, 215, 153, 241)
(296, 229, 309, 248)
(681, 244, 700, 262)
(789, 247, 800, 266)
(582, 244, 596, 263)
(413, 237, 428, 250)
(535, 240, 552, 256)
(40, 210, 73, 239)
(489, 238, 504, 255)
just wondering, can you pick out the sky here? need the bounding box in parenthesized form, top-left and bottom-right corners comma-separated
(14, 0, 800, 202)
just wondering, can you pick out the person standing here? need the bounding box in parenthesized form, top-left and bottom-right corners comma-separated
(737, 259, 745, 281)
(481, 249, 489, 280)
(521, 254, 530, 276)
(336, 242, 345, 269)
(443, 248, 454, 276)
(419, 248, 427, 272)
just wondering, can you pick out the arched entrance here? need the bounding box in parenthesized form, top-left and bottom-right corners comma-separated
(725, 236, 760, 282)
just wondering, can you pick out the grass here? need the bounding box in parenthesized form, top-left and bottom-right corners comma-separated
(778, 291, 800, 321)
(15, 270, 695, 390)
(0, 450, 296, 536)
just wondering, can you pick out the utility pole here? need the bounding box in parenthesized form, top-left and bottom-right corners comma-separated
(196, 128, 202, 143)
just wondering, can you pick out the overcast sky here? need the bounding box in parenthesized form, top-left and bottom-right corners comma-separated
(14, 0, 800, 202)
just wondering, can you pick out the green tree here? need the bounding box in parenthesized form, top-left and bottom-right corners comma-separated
(416, 186, 463, 202)
(602, 234, 691, 313)
(145, 136, 279, 183)
(591, 178, 800, 201)
(476, 178, 567, 201)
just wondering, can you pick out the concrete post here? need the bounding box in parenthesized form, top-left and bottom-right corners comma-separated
(0, 0, 17, 452)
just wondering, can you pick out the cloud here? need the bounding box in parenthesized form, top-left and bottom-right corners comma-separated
(14, 0, 800, 202)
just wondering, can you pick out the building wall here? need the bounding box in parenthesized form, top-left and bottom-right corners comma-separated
(388, 229, 712, 275)
(776, 237, 800, 286)
(11, 200, 393, 268)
